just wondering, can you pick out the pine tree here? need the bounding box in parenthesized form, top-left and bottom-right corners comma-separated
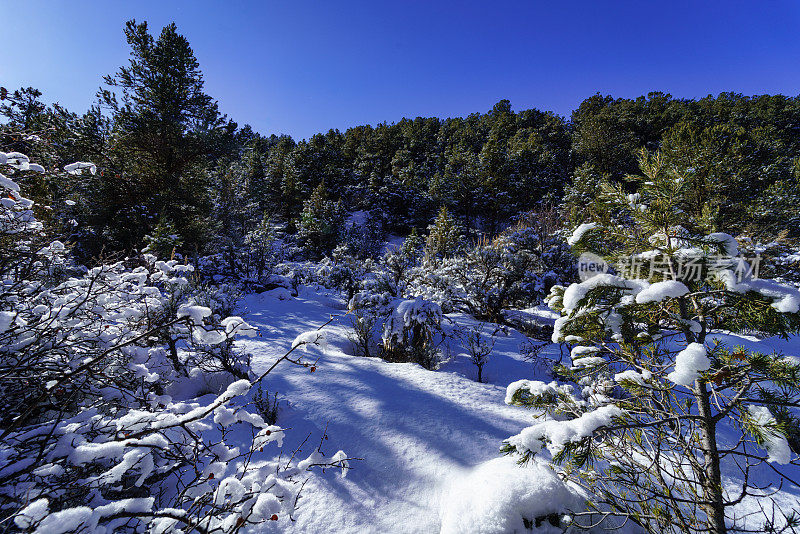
(297, 181, 345, 258)
(99, 19, 234, 252)
(424, 207, 463, 264)
(143, 216, 183, 259)
(247, 150, 269, 214)
(504, 151, 800, 534)
(749, 157, 800, 237)
(401, 227, 424, 259)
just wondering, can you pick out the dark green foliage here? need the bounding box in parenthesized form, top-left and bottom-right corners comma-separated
(143, 216, 183, 259)
(519, 153, 800, 534)
(83, 20, 235, 255)
(6, 19, 800, 263)
(298, 181, 346, 258)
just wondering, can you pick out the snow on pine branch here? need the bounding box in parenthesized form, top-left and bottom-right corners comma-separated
(667, 342, 711, 386)
(747, 406, 792, 465)
(567, 222, 597, 246)
(505, 405, 626, 458)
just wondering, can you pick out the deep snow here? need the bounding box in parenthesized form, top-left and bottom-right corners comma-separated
(236, 286, 800, 533)
(238, 287, 553, 533)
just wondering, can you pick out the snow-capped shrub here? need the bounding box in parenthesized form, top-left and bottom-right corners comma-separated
(242, 215, 284, 285)
(0, 153, 351, 533)
(198, 215, 289, 291)
(322, 245, 375, 301)
(360, 230, 424, 301)
(408, 220, 574, 321)
(346, 291, 445, 368)
(381, 297, 444, 369)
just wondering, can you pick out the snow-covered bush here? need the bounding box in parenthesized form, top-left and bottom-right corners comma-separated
(410, 221, 574, 321)
(242, 215, 284, 285)
(360, 229, 424, 300)
(199, 215, 288, 291)
(347, 308, 380, 359)
(0, 153, 351, 533)
(321, 245, 375, 301)
(459, 324, 497, 383)
(380, 297, 444, 369)
(346, 290, 444, 369)
(503, 153, 800, 533)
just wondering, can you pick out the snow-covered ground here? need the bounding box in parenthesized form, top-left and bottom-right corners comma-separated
(236, 286, 800, 533)
(237, 287, 559, 533)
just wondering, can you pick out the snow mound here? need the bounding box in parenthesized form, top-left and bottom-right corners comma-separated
(264, 287, 293, 300)
(440, 456, 584, 534)
(667, 343, 710, 386)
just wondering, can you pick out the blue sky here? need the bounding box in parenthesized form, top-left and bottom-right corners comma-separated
(2, 1, 799, 139)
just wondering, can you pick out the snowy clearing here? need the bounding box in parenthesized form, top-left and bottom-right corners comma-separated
(238, 288, 552, 533)
(236, 286, 800, 533)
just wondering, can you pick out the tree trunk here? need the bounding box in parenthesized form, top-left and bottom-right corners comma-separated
(696, 380, 727, 534)
(168, 338, 188, 377)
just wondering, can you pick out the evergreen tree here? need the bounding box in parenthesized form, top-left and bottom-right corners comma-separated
(504, 152, 800, 533)
(424, 206, 464, 263)
(143, 216, 183, 259)
(750, 157, 800, 237)
(247, 150, 269, 214)
(99, 19, 235, 253)
(297, 181, 345, 257)
(0, 87, 47, 134)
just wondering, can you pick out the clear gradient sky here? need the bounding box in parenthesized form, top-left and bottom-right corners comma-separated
(2, 1, 799, 140)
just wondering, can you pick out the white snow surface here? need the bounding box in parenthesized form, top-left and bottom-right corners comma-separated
(237, 288, 545, 533)
(231, 285, 800, 533)
(439, 456, 585, 534)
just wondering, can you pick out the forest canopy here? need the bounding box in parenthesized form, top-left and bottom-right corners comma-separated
(3, 21, 800, 263)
